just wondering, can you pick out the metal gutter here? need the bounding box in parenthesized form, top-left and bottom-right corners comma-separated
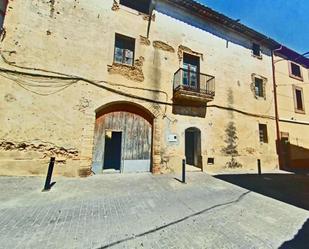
(272, 46, 282, 163)
(274, 45, 309, 68)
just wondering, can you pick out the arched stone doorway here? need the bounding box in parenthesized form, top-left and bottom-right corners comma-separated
(92, 101, 155, 174)
(185, 127, 202, 169)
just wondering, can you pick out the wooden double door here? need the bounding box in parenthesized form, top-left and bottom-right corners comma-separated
(92, 111, 152, 174)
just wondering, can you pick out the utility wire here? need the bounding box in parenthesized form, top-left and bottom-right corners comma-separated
(0, 66, 277, 120)
(0, 64, 275, 120)
(0, 51, 169, 114)
(1, 51, 308, 123)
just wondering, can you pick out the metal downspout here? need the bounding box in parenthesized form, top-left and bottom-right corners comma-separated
(147, 0, 157, 39)
(272, 45, 283, 167)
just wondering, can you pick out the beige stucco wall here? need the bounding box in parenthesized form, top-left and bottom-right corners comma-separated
(0, 0, 278, 176)
(274, 54, 309, 163)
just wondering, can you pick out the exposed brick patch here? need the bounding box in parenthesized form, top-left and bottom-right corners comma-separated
(111, 0, 120, 11)
(107, 56, 145, 82)
(178, 45, 204, 60)
(140, 35, 150, 46)
(0, 140, 79, 159)
(153, 41, 175, 53)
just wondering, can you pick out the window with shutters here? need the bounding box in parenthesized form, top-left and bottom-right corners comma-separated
(119, 0, 151, 14)
(114, 34, 135, 66)
(258, 124, 268, 143)
(289, 62, 303, 80)
(293, 86, 305, 114)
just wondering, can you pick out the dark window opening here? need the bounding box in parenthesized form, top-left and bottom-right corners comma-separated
(291, 62, 302, 78)
(254, 77, 264, 97)
(295, 88, 304, 111)
(207, 158, 214, 165)
(259, 124, 268, 143)
(120, 0, 151, 14)
(252, 43, 261, 57)
(114, 33, 135, 66)
(0, 0, 8, 33)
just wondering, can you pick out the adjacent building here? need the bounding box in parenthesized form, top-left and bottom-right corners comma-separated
(1, 0, 305, 177)
(274, 46, 309, 171)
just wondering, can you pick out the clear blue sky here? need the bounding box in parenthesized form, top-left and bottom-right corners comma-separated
(200, 0, 309, 54)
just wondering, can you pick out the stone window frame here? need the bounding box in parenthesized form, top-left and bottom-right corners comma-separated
(289, 61, 303, 81)
(113, 33, 136, 66)
(293, 85, 305, 114)
(251, 73, 267, 100)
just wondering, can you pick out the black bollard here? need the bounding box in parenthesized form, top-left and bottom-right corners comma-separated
(43, 157, 55, 192)
(257, 159, 261, 175)
(182, 159, 186, 184)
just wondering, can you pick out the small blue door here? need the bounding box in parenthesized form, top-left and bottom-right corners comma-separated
(103, 131, 122, 171)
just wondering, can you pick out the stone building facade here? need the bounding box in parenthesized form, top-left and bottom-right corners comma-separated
(0, 0, 280, 176)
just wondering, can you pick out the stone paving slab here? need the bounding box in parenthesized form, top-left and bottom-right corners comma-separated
(0, 172, 308, 249)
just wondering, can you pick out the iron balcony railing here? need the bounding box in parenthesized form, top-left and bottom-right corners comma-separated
(173, 68, 215, 98)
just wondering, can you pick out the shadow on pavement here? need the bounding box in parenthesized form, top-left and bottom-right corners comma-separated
(96, 191, 250, 249)
(214, 173, 309, 210)
(279, 218, 309, 249)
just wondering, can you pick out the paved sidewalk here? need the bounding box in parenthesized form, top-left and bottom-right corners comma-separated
(0, 172, 308, 249)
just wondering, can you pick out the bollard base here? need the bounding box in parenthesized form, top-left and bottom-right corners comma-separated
(43, 157, 56, 192)
(257, 159, 262, 176)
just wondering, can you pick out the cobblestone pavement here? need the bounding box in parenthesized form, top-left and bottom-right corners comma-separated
(0, 172, 308, 249)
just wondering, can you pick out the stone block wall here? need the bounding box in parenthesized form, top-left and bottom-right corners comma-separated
(0, 0, 279, 176)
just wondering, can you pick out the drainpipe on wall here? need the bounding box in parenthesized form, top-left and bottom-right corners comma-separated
(271, 45, 283, 166)
(147, 0, 157, 39)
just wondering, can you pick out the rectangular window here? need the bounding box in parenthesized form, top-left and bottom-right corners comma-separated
(254, 77, 264, 97)
(290, 62, 302, 79)
(252, 43, 261, 57)
(119, 0, 151, 14)
(182, 53, 200, 88)
(207, 158, 214, 165)
(293, 86, 305, 113)
(114, 34, 135, 66)
(259, 124, 268, 143)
